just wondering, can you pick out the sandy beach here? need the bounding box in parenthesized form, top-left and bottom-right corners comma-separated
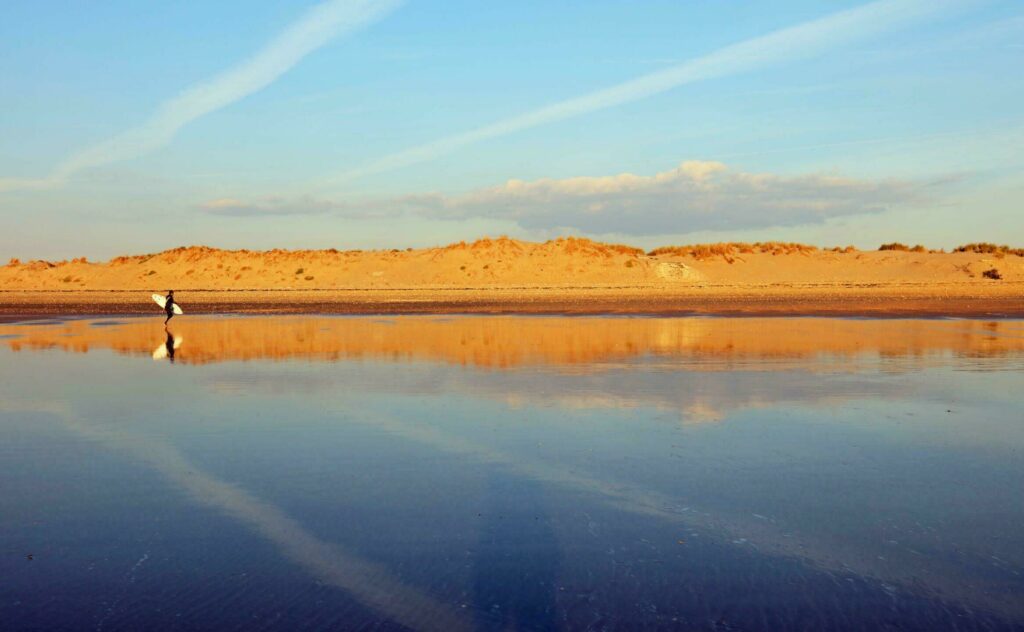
(2, 286, 1024, 318)
(2, 238, 1022, 317)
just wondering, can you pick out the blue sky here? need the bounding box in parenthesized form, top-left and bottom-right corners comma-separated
(1, 0, 1022, 259)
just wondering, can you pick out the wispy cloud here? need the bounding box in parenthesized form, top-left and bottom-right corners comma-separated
(0, 0, 402, 193)
(209, 160, 928, 235)
(201, 195, 387, 218)
(328, 0, 972, 184)
(202, 197, 337, 217)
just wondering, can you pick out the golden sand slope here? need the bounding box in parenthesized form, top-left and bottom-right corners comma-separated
(2, 237, 1022, 316)
(2, 237, 653, 290)
(4, 236, 1022, 290)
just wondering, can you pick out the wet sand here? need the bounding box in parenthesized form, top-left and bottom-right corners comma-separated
(2, 285, 1023, 318)
(3, 314, 1024, 628)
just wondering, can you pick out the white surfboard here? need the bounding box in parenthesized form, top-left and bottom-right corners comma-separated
(152, 293, 184, 315)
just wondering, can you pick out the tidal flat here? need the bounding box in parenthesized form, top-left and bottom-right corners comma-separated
(1, 315, 1022, 631)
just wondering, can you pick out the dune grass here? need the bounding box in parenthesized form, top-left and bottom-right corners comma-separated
(648, 242, 817, 262)
(954, 243, 1024, 257)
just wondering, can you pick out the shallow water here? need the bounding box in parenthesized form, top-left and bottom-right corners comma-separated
(1, 315, 1022, 631)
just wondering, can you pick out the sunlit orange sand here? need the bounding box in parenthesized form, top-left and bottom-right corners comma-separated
(3, 238, 1022, 316)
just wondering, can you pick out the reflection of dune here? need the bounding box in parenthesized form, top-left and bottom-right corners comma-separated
(2, 401, 470, 632)
(3, 316, 1024, 368)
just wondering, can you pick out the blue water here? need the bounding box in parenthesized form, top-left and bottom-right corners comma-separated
(1, 316, 1022, 631)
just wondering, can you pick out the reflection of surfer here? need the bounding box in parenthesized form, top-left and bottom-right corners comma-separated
(164, 290, 176, 325)
(152, 330, 183, 362)
(164, 328, 176, 363)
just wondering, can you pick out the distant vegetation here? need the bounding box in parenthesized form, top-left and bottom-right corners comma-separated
(550, 237, 645, 257)
(982, 268, 1003, 280)
(954, 243, 1024, 257)
(876, 242, 1024, 256)
(878, 243, 928, 252)
(440, 236, 645, 258)
(648, 242, 817, 262)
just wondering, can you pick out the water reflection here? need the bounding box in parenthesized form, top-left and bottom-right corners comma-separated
(472, 476, 559, 631)
(1, 315, 1022, 630)
(322, 401, 1024, 622)
(151, 329, 183, 362)
(3, 315, 1024, 368)
(58, 404, 470, 631)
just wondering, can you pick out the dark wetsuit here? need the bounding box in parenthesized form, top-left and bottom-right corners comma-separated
(164, 294, 176, 324)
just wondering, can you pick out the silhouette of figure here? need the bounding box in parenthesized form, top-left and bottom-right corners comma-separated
(164, 290, 176, 325)
(153, 328, 182, 362)
(164, 328, 176, 364)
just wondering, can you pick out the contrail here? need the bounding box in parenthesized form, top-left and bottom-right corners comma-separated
(0, 0, 402, 193)
(328, 0, 973, 184)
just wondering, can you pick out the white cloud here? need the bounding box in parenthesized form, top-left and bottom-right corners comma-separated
(404, 161, 923, 234)
(329, 0, 972, 184)
(208, 160, 926, 235)
(0, 0, 402, 193)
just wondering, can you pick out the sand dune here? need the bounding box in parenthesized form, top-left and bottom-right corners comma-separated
(4, 236, 1022, 290)
(2, 237, 1022, 316)
(3, 237, 652, 290)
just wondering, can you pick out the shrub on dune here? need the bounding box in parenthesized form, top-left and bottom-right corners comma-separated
(955, 243, 1024, 257)
(648, 242, 816, 262)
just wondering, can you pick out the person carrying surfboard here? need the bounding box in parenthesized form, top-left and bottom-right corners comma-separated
(152, 290, 184, 323)
(163, 290, 177, 325)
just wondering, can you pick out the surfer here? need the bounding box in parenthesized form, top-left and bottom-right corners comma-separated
(164, 290, 177, 325)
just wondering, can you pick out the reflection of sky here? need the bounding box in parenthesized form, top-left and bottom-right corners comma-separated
(1, 316, 1023, 627)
